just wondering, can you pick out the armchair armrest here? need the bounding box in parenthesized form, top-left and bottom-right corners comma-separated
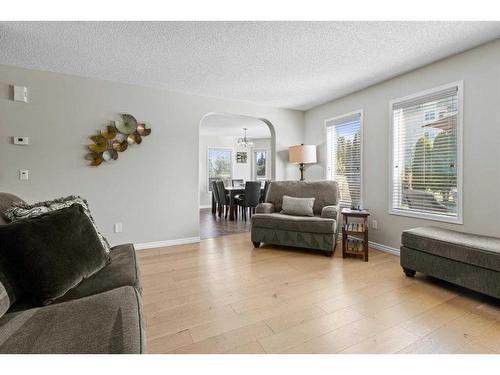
(321, 205, 339, 220)
(256, 203, 275, 214)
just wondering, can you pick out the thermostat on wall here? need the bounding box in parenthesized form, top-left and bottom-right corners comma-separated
(13, 86, 28, 103)
(13, 136, 29, 145)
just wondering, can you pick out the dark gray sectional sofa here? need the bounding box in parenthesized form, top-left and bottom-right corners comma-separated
(401, 226, 500, 299)
(0, 192, 146, 354)
(251, 181, 340, 255)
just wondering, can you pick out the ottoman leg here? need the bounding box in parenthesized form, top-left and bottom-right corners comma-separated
(403, 267, 416, 277)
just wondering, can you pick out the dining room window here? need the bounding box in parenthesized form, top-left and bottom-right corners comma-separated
(252, 148, 267, 180)
(208, 147, 232, 191)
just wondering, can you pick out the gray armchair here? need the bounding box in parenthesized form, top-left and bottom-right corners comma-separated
(251, 181, 340, 256)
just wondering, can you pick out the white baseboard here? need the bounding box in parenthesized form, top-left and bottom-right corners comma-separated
(134, 236, 200, 250)
(369, 241, 400, 256)
(199, 205, 212, 209)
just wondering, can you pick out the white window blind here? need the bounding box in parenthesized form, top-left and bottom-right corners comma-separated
(390, 82, 462, 223)
(326, 112, 362, 206)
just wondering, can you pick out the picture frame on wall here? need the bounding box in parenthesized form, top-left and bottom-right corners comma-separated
(236, 151, 247, 163)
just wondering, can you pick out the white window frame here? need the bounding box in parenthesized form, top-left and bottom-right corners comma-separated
(252, 147, 269, 180)
(388, 81, 464, 224)
(324, 109, 364, 207)
(207, 146, 233, 192)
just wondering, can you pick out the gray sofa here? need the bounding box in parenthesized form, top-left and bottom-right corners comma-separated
(0, 192, 146, 354)
(251, 181, 340, 256)
(401, 226, 500, 299)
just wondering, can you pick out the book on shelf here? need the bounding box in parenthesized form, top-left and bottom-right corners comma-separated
(347, 236, 363, 253)
(344, 223, 365, 232)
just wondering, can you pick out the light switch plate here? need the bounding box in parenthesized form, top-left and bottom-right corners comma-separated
(19, 170, 29, 180)
(114, 222, 123, 233)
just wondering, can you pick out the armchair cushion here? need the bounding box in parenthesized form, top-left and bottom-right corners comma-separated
(321, 205, 339, 220)
(252, 213, 336, 234)
(255, 203, 275, 214)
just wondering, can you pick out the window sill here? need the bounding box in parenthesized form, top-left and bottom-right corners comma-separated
(389, 208, 463, 224)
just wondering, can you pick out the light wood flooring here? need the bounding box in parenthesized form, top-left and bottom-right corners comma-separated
(138, 232, 500, 354)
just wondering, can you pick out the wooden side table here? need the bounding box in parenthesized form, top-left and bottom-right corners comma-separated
(341, 208, 370, 262)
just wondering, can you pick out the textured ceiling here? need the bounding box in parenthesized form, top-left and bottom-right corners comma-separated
(200, 114, 271, 138)
(1, 21, 500, 110)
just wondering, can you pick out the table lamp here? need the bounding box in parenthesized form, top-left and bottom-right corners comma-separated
(289, 144, 317, 181)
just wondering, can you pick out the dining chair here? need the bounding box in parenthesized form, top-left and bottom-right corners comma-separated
(211, 180, 222, 217)
(235, 181, 261, 221)
(215, 180, 230, 219)
(260, 180, 271, 203)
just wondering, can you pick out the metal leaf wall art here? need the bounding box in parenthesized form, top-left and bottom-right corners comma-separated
(85, 114, 152, 166)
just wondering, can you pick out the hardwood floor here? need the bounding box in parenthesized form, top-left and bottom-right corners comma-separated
(138, 233, 500, 354)
(199, 208, 252, 239)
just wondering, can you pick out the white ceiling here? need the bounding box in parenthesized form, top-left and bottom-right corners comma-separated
(1, 22, 500, 110)
(200, 114, 271, 138)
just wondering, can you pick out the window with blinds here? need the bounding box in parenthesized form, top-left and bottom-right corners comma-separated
(326, 111, 362, 206)
(389, 82, 463, 223)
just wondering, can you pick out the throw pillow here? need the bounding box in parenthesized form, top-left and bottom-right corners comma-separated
(0, 281, 9, 318)
(4, 195, 110, 258)
(281, 195, 315, 217)
(0, 205, 109, 305)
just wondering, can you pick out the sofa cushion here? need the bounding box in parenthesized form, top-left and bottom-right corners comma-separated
(281, 195, 315, 217)
(56, 243, 142, 303)
(0, 286, 145, 354)
(4, 195, 111, 258)
(0, 205, 108, 305)
(252, 213, 336, 234)
(266, 181, 339, 215)
(402, 226, 500, 272)
(0, 193, 25, 225)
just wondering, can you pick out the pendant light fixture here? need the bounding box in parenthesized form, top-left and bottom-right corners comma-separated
(237, 128, 254, 147)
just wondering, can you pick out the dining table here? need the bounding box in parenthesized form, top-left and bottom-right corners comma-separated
(212, 186, 264, 221)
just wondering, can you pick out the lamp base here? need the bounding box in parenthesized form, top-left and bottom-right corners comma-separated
(299, 163, 305, 181)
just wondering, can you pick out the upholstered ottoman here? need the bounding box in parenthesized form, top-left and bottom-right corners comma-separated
(401, 226, 500, 299)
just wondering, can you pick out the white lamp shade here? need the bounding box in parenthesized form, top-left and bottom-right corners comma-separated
(289, 145, 317, 164)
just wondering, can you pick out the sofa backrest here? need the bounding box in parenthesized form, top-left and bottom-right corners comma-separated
(265, 181, 339, 215)
(0, 193, 25, 225)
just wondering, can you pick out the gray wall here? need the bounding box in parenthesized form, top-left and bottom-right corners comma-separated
(304, 39, 500, 249)
(0, 64, 304, 245)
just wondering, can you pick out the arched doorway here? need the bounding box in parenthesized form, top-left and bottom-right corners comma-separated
(198, 112, 276, 239)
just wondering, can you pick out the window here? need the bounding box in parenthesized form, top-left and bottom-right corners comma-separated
(252, 148, 267, 180)
(208, 148, 232, 191)
(389, 82, 463, 223)
(424, 111, 436, 122)
(325, 111, 362, 206)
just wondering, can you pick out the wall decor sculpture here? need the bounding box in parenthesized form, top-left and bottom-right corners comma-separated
(85, 114, 152, 166)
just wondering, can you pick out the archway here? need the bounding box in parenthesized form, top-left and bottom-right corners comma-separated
(198, 112, 276, 239)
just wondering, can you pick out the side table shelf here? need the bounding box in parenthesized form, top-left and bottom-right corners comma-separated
(341, 208, 370, 262)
